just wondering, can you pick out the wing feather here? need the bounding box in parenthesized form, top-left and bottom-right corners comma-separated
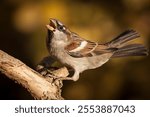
(65, 33, 116, 58)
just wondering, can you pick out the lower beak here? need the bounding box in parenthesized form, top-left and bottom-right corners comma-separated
(46, 24, 54, 31)
(46, 19, 56, 31)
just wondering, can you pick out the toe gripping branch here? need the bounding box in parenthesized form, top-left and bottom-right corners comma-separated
(36, 56, 70, 86)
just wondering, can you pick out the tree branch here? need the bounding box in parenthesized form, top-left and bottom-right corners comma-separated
(0, 50, 69, 100)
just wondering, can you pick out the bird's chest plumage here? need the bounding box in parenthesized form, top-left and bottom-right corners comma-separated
(47, 38, 71, 65)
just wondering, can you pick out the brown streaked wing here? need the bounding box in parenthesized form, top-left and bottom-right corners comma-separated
(65, 33, 117, 57)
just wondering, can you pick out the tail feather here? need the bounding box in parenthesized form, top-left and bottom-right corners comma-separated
(116, 44, 146, 52)
(106, 29, 148, 58)
(112, 44, 148, 58)
(107, 29, 140, 48)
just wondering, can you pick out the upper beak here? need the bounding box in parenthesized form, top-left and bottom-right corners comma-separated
(46, 19, 56, 31)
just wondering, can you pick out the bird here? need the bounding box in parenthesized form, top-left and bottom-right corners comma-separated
(45, 18, 148, 81)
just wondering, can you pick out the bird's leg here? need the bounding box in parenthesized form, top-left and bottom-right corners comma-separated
(71, 70, 80, 81)
(37, 56, 80, 86)
(36, 56, 59, 79)
(36, 56, 72, 87)
(53, 70, 79, 83)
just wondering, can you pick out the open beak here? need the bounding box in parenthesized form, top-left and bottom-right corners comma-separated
(46, 19, 56, 31)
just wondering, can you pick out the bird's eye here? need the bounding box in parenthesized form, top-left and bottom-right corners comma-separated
(58, 25, 66, 31)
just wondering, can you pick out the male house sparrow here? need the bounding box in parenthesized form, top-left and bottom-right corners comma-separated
(45, 19, 148, 81)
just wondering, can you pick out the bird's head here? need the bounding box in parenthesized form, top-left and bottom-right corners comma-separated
(46, 19, 72, 46)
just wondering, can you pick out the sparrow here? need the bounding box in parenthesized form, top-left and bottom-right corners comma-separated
(45, 18, 148, 81)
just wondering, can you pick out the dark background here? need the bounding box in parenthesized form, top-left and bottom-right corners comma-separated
(0, 0, 150, 99)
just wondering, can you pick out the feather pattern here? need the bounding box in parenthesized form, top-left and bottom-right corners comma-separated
(65, 29, 148, 58)
(65, 33, 116, 57)
(46, 19, 148, 81)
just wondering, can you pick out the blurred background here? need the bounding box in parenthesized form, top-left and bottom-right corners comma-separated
(0, 0, 150, 100)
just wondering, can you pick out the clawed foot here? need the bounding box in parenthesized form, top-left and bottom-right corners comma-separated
(52, 76, 72, 82)
(36, 65, 57, 76)
(51, 76, 72, 87)
(36, 65, 72, 86)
